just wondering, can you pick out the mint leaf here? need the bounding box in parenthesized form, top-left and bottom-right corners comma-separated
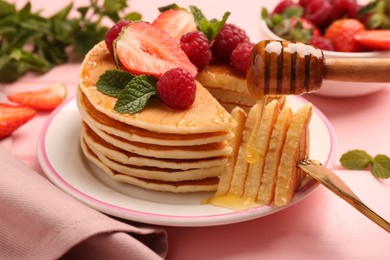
(371, 154, 390, 179)
(96, 69, 134, 97)
(340, 150, 390, 179)
(189, 6, 230, 42)
(340, 149, 373, 170)
(158, 4, 180, 12)
(114, 75, 157, 114)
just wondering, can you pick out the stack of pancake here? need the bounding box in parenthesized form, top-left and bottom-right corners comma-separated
(77, 42, 237, 193)
(196, 62, 256, 112)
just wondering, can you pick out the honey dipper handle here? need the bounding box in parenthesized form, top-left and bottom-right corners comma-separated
(324, 58, 390, 83)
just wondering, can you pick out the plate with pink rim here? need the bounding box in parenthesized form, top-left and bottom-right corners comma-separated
(38, 95, 337, 227)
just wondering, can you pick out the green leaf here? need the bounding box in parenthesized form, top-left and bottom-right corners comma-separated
(50, 3, 73, 20)
(340, 149, 373, 170)
(124, 12, 142, 21)
(103, 0, 127, 14)
(0, 0, 16, 18)
(96, 69, 134, 97)
(77, 7, 89, 18)
(282, 6, 304, 18)
(371, 154, 390, 179)
(158, 4, 180, 12)
(114, 75, 157, 114)
(190, 6, 230, 42)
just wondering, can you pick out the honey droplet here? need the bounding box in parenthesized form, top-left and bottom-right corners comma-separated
(244, 145, 260, 163)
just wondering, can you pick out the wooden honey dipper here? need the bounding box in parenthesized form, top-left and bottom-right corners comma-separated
(246, 40, 390, 98)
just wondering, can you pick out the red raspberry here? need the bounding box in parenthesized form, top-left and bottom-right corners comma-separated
(309, 36, 334, 51)
(156, 68, 196, 110)
(303, 0, 333, 29)
(104, 20, 132, 53)
(180, 31, 212, 70)
(230, 41, 255, 74)
(211, 23, 250, 63)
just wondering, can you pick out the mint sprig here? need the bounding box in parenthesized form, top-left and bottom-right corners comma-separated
(97, 69, 134, 97)
(0, 0, 141, 83)
(96, 70, 157, 114)
(115, 75, 157, 114)
(340, 150, 390, 179)
(189, 6, 230, 42)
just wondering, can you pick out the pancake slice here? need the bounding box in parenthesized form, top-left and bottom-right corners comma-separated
(256, 105, 293, 205)
(215, 106, 247, 196)
(243, 100, 280, 199)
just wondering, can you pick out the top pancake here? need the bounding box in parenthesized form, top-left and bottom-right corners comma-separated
(79, 41, 236, 134)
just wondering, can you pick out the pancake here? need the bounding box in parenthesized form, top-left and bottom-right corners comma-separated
(81, 136, 218, 192)
(82, 122, 232, 159)
(83, 124, 228, 170)
(77, 41, 240, 193)
(79, 42, 236, 134)
(197, 63, 249, 94)
(77, 89, 234, 146)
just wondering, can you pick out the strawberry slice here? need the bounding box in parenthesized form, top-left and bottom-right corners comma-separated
(114, 22, 198, 78)
(152, 8, 197, 41)
(8, 83, 67, 111)
(0, 103, 36, 139)
(354, 30, 390, 51)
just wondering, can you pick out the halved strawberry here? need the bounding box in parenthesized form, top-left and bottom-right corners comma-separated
(0, 103, 36, 139)
(8, 83, 67, 111)
(114, 22, 198, 78)
(354, 30, 390, 51)
(152, 8, 197, 41)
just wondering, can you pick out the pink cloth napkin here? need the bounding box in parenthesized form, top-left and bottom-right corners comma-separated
(0, 147, 168, 260)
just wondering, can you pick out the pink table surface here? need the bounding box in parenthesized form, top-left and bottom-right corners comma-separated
(2, 0, 390, 259)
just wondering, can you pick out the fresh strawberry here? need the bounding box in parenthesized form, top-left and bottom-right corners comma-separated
(0, 103, 36, 139)
(152, 8, 197, 41)
(8, 83, 67, 111)
(354, 30, 390, 50)
(114, 22, 198, 78)
(324, 19, 366, 52)
(272, 0, 301, 14)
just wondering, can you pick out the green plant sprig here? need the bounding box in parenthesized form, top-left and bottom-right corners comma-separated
(0, 0, 141, 83)
(340, 150, 390, 179)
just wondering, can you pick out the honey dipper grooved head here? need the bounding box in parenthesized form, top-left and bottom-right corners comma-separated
(246, 40, 325, 98)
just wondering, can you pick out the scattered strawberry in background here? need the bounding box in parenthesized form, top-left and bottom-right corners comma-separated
(0, 103, 36, 139)
(152, 8, 197, 41)
(8, 83, 67, 111)
(325, 18, 366, 52)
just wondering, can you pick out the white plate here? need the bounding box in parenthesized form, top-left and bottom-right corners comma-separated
(38, 96, 337, 227)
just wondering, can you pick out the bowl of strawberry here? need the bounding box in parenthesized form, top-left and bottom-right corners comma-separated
(261, 0, 390, 97)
